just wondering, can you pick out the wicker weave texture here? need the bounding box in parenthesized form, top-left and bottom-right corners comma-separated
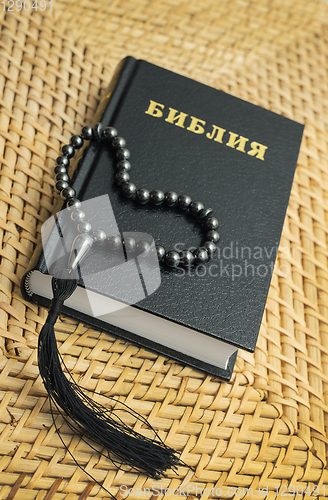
(0, 0, 328, 498)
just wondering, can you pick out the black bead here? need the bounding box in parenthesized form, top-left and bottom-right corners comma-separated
(203, 217, 219, 231)
(121, 182, 136, 198)
(180, 250, 195, 266)
(56, 155, 69, 167)
(156, 245, 165, 262)
(55, 172, 69, 183)
(115, 170, 130, 185)
(93, 123, 103, 141)
(54, 165, 67, 175)
(108, 235, 122, 250)
(136, 240, 151, 256)
(55, 180, 69, 193)
(116, 148, 130, 160)
(77, 221, 92, 233)
(112, 136, 126, 149)
(193, 247, 208, 263)
(199, 208, 213, 220)
(70, 135, 84, 149)
(71, 209, 85, 222)
(203, 241, 216, 256)
(103, 127, 118, 140)
(60, 187, 76, 200)
(91, 229, 107, 243)
(150, 190, 165, 205)
(81, 126, 93, 140)
(136, 188, 150, 204)
(117, 160, 131, 171)
(66, 198, 81, 210)
(165, 191, 178, 207)
(164, 250, 180, 267)
(124, 236, 136, 253)
(177, 194, 192, 210)
(62, 144, 75, 158)
(206, 230, 220, 243)
(189, 201, 204, 216)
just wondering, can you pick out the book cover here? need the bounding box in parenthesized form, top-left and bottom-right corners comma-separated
(21, 56, 304, 381)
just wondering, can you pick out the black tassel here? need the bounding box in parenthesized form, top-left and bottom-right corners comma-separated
(38, 271, 185, 482)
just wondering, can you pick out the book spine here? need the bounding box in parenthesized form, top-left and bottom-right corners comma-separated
(21, 56, 139, 301)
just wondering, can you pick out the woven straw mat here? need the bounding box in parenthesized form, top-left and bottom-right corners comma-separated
(1, 0, 328, 498)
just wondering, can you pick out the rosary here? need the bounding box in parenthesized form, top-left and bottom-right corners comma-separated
(54, 122, 220, 270)
(38, 121, 221, 492)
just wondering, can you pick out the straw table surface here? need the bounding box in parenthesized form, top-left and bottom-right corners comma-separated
(1, 0, 328, 498)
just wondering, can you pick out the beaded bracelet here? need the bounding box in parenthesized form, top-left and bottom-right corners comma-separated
(54, 122, 220, 268)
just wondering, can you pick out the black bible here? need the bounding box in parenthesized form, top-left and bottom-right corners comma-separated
(21, 56, 304, 381)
